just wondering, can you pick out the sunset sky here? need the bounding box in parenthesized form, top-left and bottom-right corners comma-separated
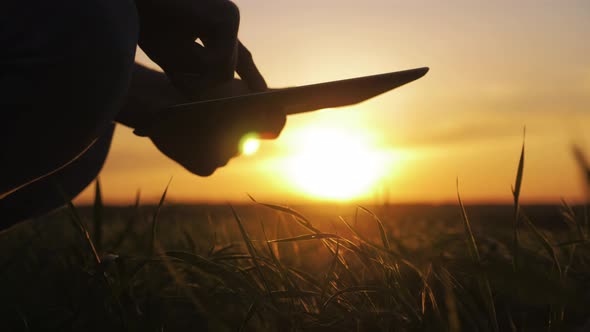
(77, 0, 590, 205)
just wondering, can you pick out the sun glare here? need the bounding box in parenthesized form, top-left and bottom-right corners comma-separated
(282, 127, 392, 201)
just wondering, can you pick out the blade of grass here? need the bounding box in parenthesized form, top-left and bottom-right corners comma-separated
(559, 198, 585, 240)
(260, 220, 309, 315)
(166, 251, 253, 287)
(320, 241, 340, 303)
(338, 215, 424, 280)
(555, 238, 590, 247)
(457, 178, 498, 332)
(111, 190, 141, 250)
(210, 244, 240, 257)
(512, 129, 525, 270)
(321, 286, 393, 311)
(268, 233, 342, 243)
(151, 177, 172, 255)
(270, 290, 321, 298)
(57, 182, 130, 327)
(338, 216, 424, 320)
(248, 195, 319, 232)
(438, 266, 461, 332)
(249, 196, 357, 284)
(573, 144, 590, 239)
(420, 263, 440, 318)
(238, 302, 258, 332)
(260, 220, 298, 293)
(521, 212, 562, 277)
(92, 178, 103, 253)
(358, 206, 390, 250)
(230, 205, 275, 306)
(457, 179, 480, 262)
(53, 181, 101, 265)
(64, 195, 101, 264)
(338, 216, 393, 256)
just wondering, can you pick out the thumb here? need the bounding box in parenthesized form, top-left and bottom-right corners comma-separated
(256, 109, 286, 139)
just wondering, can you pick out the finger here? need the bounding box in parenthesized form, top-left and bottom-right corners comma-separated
(236, 41, 268, 92)
(177, 138, 231, 177)
(243, 109, 286, 140)
(188, 0, 240, 81)
(138, 0, 240, 82)
(259, 110, 286, 139)
(197, 79, 250, 100)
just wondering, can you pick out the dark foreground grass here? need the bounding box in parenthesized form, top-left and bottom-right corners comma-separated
(1, 146, 590, 331)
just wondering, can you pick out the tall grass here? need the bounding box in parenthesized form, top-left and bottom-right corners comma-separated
(1, 144, 590, 331)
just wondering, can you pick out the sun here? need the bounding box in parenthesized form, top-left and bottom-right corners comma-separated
(281, 127, 391, 201)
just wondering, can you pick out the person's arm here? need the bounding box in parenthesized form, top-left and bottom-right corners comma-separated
(115, 62, 257, 134)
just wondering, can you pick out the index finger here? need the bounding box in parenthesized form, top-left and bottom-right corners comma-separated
(137, 0, 241, 81)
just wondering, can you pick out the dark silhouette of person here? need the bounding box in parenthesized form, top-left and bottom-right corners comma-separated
(0, 0, 286, 229)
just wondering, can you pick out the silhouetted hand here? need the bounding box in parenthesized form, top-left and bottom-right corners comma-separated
(144, 79, 286, 176)
(135, 0, 267, 95)
(127, 0, 284, 176)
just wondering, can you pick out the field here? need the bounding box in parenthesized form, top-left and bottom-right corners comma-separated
(1, 196, 590, 331)
(2, 146, 590, 331)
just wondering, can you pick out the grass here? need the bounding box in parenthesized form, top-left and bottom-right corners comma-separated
(1, 144, 590, 331)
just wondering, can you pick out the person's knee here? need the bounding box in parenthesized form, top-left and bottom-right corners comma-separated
(1, 0, 139, 197)
(56, 0, 139, 160)
(0, 125, 115, 230)
(91, 0, 140, 62)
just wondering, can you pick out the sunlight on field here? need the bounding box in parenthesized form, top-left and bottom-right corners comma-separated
(279, 126, 396, 200)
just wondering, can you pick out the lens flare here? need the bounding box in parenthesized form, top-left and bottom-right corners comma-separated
(240, 133, 260, 156)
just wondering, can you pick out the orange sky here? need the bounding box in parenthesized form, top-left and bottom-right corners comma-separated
(76, 0, 590, 205)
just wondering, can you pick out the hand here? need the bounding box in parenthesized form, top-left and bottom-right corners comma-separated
(135, 0, 267, 95)
(145, 80, 286, 176)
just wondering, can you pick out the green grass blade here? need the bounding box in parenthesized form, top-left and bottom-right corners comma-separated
(573, 144, 590, 239)
(55, 180, 101, 264)
(15, 308, 30, 332)
(320, 241, 340, 302)
(268, 233, 342, 243)
(92, 178, 103, 253)
(230, 205, 275, 306)
(521, 212, 562, 277)
(420, 263, 440, 318)
(321, 286, 389, 311)
(513, 129, 526, 207)
(67, 200, 101, 263)
(456, 178, 480, 262)
(151, 177, 172, 255)
(559, 198, 585, 240)
(457, 178, 498, 332)
(249, 196, 358, 284)
(110, 190, 141, 250)
(209, 244, 240, 257)
(260, 220, 298, 293)
(270, 290, 321, 298)
(238, 302, 258, 332)
(438, 266, 461, 332)
(166, 251, 252, 286)
(248, 194, 317, 231)
(512, 130, 526, 269)
(358, 205, 390, 250)
(555, 238, 590, 247)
